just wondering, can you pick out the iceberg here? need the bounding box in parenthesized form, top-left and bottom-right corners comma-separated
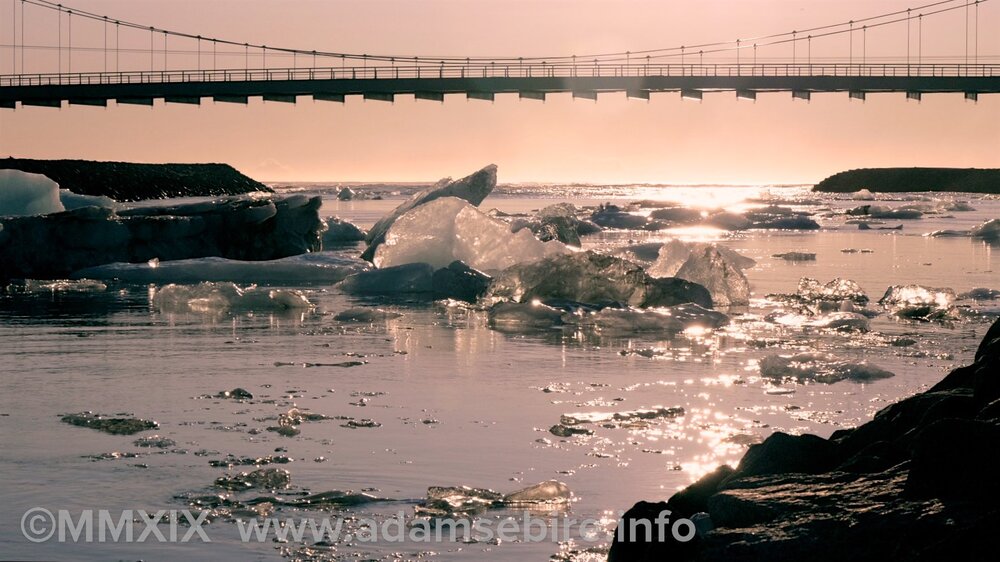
(796, 278, 870, 305)
(0, 195, 323, 280)
(339, 260, 491, 302)
(59, 189, 117, 211)
(567, 303, 729, 333)
(647, 240, 754, 307)
(589, 204, 648, 230)
(488, 301, 567, 329)
(373, 197, 568, 272)
(879, 284, 956, 319)
(321, 217, 366, 246)
(971, 219, 1000, 240)
(152, 282, 312, 313)
(72, 251, 368, 284)
(759, 352, 895, 384)
(487, 251, 712, 308)
(362, 165, 497, 261)
(0, 170, 64, 216)
(648, 207, 704, 224)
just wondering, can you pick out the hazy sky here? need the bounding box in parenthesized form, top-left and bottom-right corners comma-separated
(1, 0, 998, 183)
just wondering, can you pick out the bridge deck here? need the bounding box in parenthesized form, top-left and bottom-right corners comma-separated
(2, 64, 998, 106)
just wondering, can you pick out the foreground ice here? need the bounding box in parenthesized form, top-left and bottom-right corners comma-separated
(59, 189, 116, 211)
(0, 170, 64, 216)
(339, 260, 491, 302)
(796, 278, 869, 305)
(1, 195, 324, 279)
(487, 251, 713, 308)
(321, 217, 366, 246)
(759, 352, 895, 383)
(417, 480, 571, 515)
(879, 284, 956, 319)
(7, 279, 108, 293)
(971, 219, 1000, 239)
(362, 164, 497, 261)
(567, 303, 730, 333)
(648, 240, 754, 306)
(73, 252, 368, 284)
(374, 197, 568, 271)
(152, 282, 312, 313)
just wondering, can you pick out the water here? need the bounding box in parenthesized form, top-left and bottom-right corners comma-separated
(1, 184, 997, 560)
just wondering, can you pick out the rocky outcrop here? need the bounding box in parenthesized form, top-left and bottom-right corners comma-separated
(361, 165, 498, 262)
(813, 168, 1000, 194)
(0, 195, 323, 280)
(0, 158, 270, 201)
(610, 317, 1000, 562)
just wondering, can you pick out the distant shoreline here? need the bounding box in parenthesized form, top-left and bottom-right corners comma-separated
(0, 157, 270, 201)
(813, 168, 1000, 194)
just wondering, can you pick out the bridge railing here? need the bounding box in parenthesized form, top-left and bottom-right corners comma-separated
(2, 63, 998, 88)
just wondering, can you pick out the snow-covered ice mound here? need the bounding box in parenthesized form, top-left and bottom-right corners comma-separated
(152, 283, 312, 313)
(759, 352, 895, 384)
(648, 240, 755, 307)
(0, 170, 64, 216)
(73, 252, 368, 284)
(374, 197, 568, 272)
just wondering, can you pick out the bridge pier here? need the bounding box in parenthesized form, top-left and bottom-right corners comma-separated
(117, 97, 154, 106)
(906, 91, 922, 102)
(681, 89, 702, 101)
(415, 92, 444, 102)
(467, 92, 495, 102)
(965, 92, 979, 102)
(213, 95, 249, 104)
(69, 99, 107, 107)
(626, 90, 650, 101)
(572, 91, 598, 101)
(165, 96, 201, 105)
(364, 93, 394, 102)
(519, 91, 546, 101)
(313, 93, 345, 103)
(263, 94, 297, 104)
(736, 89, 756, 101)
(849, 91, 866, 101)
(792, 90, 811, 101)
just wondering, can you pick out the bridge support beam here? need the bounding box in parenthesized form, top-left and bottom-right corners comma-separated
(69, 99, 107, 107)
(626, 90, 650, 101)
(466, 92, 495, 102)
(165, 96, 201, 105)
(849, 90, 866, 101)
(680, 89, 702, 101)
(415, 92, 445, 102)
(519, 91, 546, 101)
(21, 99, 61, 108)
(0, 100, 15, 109)
(263, 94, 296, 104)
(364, 93, 394, 103)
(906, 91, 922, 102)
(965, 92, 979, 102)
(313, 93, 346, 103)
(736, 89, 756, 101)
(792, 90, 811, 101)
(117, 97, 155, 106)
(213, 95, 249, 104)
(572, 91, 598, 101)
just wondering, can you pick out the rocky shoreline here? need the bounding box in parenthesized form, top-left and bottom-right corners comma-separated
(0, 158, 270, 201)
(813, 167, 1000, 194)
(609, 318, 1000, 562)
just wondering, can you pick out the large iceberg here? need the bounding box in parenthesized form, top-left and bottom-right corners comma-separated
(0, 195, 323, 280)
(373, 197, 568, 272)
(362, 165, 497, 261)
(487, 251, 712, 308)
(73, 252, 368, 284)
(647, 240, 755, 307)
(0, 170, 64, 216)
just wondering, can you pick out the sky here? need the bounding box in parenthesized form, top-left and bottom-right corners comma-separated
(1, 0, 998, 184)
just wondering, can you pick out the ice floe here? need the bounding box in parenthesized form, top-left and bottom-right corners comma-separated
(152, 282, 312, 313)
(758, 352, 895, 383)
(648, 240, 754, 306)
(879, 284, 956, 319)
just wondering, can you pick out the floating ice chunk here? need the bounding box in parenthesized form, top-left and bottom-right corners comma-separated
(503, 481, 572, 505)
(152, 282, 312, 313)
(59, 189, 116, 211)
(647, 240, 756, 278)
(704, 211, 752, 231)
(487, 251, 712, 308)
(0, 170, 64, 216)
(589, 204, 648, 229)
(568, 303, 729, 333)
(648, 207, 704, 224)
(339, 263, 434, 295)
(333, 307, 403, 322)
(73, 252, 368, 284)
(362, 165, 497, 261)
(374, 197, 567, 272)
(10, 279, 107, 293)
(648, 243, 752, 307)
(879, 284, 956, 319)
(971, 219, 1000, 240)
(560, 407, 684, 426)
(488, 301, 566, 329)
(417, 481, 572, 516)
(616, 242, 666, 264)
(808, 311, 870, 331)
(337, 187, 355, 201)
(774, 252, 817, 261)
(852, 189, 876, 200)
(759, 352, 894, 383)
(322, 217, 366, 245)
(797, 278, 869, 305)
(849, 205, 923, 220)
(960, 288, 1000, 301)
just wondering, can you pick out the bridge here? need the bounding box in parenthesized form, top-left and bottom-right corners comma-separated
(1, 0, 997, 109)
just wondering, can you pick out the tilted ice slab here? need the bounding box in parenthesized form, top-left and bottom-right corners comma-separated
(73, 251, 368, 284)
(647, 240, 755, 307)
(759, 352, 895, 384)
(0, 194, 324, 279)
(374, 197, 568, 272)
(152, 282, 312, 313)
(362, 164, 497, 261)
(0, 169, 64, 216)
(879, 284, 956, 319)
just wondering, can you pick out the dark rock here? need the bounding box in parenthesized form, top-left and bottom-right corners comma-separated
(549, 424, 593, 437)
(906, 418, 1000, 498)
(431, 261, 492, 302)
(607, 500, 700, 562)
(61, 412, 158, 435)
(725, 432, 837, 480)
(667, 465, 735, 516)
(0, 157, 270, 201)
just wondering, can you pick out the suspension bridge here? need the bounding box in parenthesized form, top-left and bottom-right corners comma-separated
(0, 0, 997, 109)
